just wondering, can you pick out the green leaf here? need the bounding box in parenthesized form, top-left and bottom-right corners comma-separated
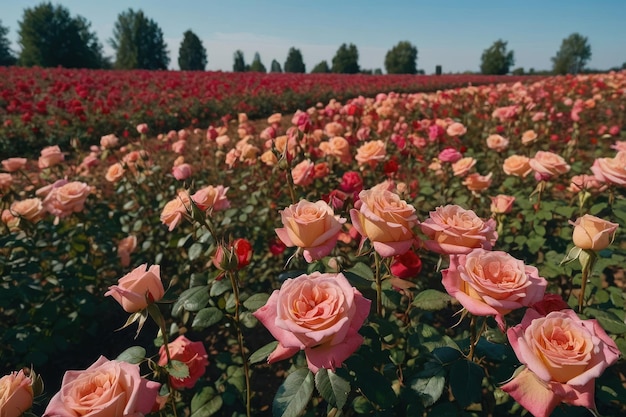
(249, 341, 278, 364)
(188, 242, 204, 261)
(192, 307, 224, 330)
(210, 279, 231, 297)
(449, 358, 484, 407)
(243, 293, 270, 311)
(352, 367, 396, 409)
(115, 346, 146, 364)
(410, 365, 446, 407)
(584, 308, 626, 334)
(166, 359, 190, 379)
(191, 387, 224, 417)
(172, 285, 210, 316)
(346, 262, 374, 280)
(412, 289, 452, 311)
(315, 368, 350, 409)
(273, 368, 314, 417)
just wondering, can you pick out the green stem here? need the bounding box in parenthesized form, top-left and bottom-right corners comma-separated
(578, 250, 597, 313)
(374, 252, 383, 317)
(467, 315, 487, 362)
(228, 271, 252, 417)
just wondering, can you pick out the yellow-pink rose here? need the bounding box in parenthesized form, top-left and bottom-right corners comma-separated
(160, 191, 191, 231)
(570, 214, 618, 251)
(502, 155, 532, 177)
(591, 151, 626, 186)
(451, 157, 476, 177)
(105, 263, 164, 313)
(291, 159, 315, 186)
(462, 172, 492, 192)
(489, 195, 515, 214)
(486, 134, 509, 152)
(529, 151, 570, 180)
(319, 136, 352, 164)
(0, 369, 33, 417)
(10, 198, 45, 223)
(521, 129, 538, 144)
(1, 158, 27, 172)
(43, 181, 91, 218)
(355, 140, 386, 167)
(192, 185, 230, 212)
(38, 145, 64, 169)
(446, 122, 467, 137)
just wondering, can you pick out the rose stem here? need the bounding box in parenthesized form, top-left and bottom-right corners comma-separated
(228, 270, 252, 417)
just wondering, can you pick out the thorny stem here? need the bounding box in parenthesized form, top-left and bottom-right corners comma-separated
(467, 315, 487, 362)
(148, 304, 177, 417)
(228, 271, 252, 417)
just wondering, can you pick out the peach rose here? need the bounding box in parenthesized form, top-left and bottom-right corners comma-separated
(158, 336, 209, 389)
(486, 134, 509, 152)
(192, 185, 230, 212)
(160, 192, 191, 231)
(319, 136, 352, 164)
(502, 309, 620, 417)
(0, 173, 13, 189)
(260, 150, 278, 166)
(105, 163, 125, 182)
(570, 214, 618, 251)
(10, 198, 45, 223)
(291, 159, 315, 187)
(502, 155, 532, 177)
(420, 204, 498, 255)
(591, 151, 626, 186)
(117, 235, 137, 268)
(1, 158, 27, 172)
(446, 122, 467, 137)
(275, 200, 347, 262)
(253, 272, 371, 373)
(462, 172, 492, 192)
(43, 181, 91, 218)
(100, 134, 119, 149)
(442, 249, 547, 330)
(43, 356, 160, 417)
(568, 174, 607, 193)
(38, 145, 64, 169)
(324, 121, 344, 137)
(355, 140, 386, 167)
(489, 195, 515, 214)
(267, 112, 282, 125)
(521, 129, 538, 145)
(451, 157, 476, 177)
(215, 135, 231, 148)
(105, 263, 164, 313)
(350, 185, 418, 257)
(0, 369, 33, 417)
(529, 151, 570, 180)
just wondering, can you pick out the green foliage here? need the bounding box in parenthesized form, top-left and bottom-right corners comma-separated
(18, 2, 106, 68)
(270, 59, 282, 73)
(552, 33, 592, 75)
(480, 39, 515, 75)
(249, 52, 267, 73)
(110, 8, 170, 70)
(178, 29, 207, 71)
(283, 47, 305, 73)
(331, 43, 360, 74)
(273, 369, 314, 417)
(0, 20, 16, 66)
(232, 49, 246, 72)
(311, 60, 330, 74)
(384, 41, 418, 74)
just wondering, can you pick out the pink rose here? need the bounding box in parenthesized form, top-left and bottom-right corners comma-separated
(0, 369, 33, 417)
(43, 356, 160, 417)
(486, 134, 509, 152)
(462, 172, 492, 192)
(355, 140, 386, 167)
(105, 163, 125, 182)
(319, 136, 352, 164)
(339, 171, 363, 194)
(100, 134, 119, 149)
(570, 214, 618, 251)
(171, 140, 186, 154)
(591, 151, 626, 186)
(489, 195, 515, 214)
(529, 151, 570, 180)
(291, 159, 315, 187)
(172, 163, 192, 180)
(502, 155, 532, 178)
(568, 174, 607, 193)
(267, 112, 282, 125)
(158, 336, 209, 389)
(105, 264, 164, 313)
(160, 192, 191, 231)
(442, 249, 547, 329)
(117, 235, 137, 268)
(350, 185, 418, 257)
(420, 204, 498, 255)
(438, 147, 462, 163)
(2, 158, 27, 172)
(10, 198, 45, 223)
(192, 185, 230, 212)
(0, 173, 12, 190)
(501, 309, 620, 417)
(275, 199, 346, 262)
(521, 129, 538, 145)
(446, 122, 467, 137)
(451, 157, 476, 177)
(253, 272, 371, 373)
(136, 123, 149, 134)
(38, 145, 64, 169)
(43, 181, 91, 218)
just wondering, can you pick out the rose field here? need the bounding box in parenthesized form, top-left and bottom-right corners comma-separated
(1, 69, 626, 417)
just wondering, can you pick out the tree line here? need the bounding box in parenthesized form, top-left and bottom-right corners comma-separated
(0, 2, 619, 75)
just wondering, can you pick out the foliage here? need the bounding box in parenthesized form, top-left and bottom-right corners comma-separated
(480, 39, 515, 75)
(178, 30, 207, 71)
(384, 41, 418, 74)
(17, 2, 106, 68)
(311, 60, 330, 74)
(248, 52, 266, 73)
(110, 8, 170, 70)
(232, 50, 246, 72)
(283, 47, 305, 73)
(0, 19, 17, 66)
(332, 43, 360, 74)
(270, 59, 282, 73)
(552, 33, 592, 75)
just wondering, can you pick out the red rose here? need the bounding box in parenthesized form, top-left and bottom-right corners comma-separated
(390, 251, 422, 279)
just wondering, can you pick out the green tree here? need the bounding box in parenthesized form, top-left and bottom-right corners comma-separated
(331, 43, 360, 73)
(284, 47, 305, 73)
(178, 29, 206, 71)
(311, 60, 330, 73)
(249, 52, 266, 72)
(0, 20, 16, 66)
(233, 49, 246, 72)
(384, 41, 417, 74)
(18, 2, 106, 68)
(552, 33, 592, 75)
(110, 9, 169, 70)
(480, 39, 515, 75)
(270, 59, 282, 73)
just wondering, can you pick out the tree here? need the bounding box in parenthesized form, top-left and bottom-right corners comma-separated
(331, 43, 360, 74)
(311, 60, 330, 73)
(384, 41, 417, 74)
(552, 33, 592, 75)
(270, 59, 282, 73)
(0, 20, 16, 66)
(233, 50, 246, 72)
(480, 39, 515, 75)
(18, 2, 106, 68)
(110, 9, 169, 70)
(284, 47, 305, 73)
(249, 52, 266, 72)
(178, 30, 206, 71)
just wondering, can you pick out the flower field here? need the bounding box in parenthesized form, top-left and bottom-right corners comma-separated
(1, 70, 626, 417)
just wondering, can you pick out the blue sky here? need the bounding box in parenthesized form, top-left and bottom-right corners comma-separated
(1, 0, 625, 73)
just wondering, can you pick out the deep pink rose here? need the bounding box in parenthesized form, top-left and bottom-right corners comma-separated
(438, 147, 462, 163)
(339, 171, 363, 194)
(253, 272, 371, 373)
(158, 336, 209, 389)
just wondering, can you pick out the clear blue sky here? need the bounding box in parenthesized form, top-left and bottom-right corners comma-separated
(1, 0, 624, 73)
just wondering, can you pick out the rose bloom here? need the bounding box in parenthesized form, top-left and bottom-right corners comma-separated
(339, 171, 363, 194)
(267, 112, 282, 125)
(0, 173, 13, 190)
(568, 174, 607, 194)
(451, 157, 476, 177)
(2, 209, 19, 230)
(105, 163, 125, 182)
(529, 151, 571, 180)
(319, 136, 352, 164)
(502, 155, 532, 177)
(521, 129, 538, 145)
(420, 204, 498, 255)
(275, 200, 346, 262)
(390, 250, 423, 279)
(136, 123, 148, 134)
(43, 181, 91, 218)
(486, 134, 509, 152)
(260, 150, 278, 166)
(591, 151, 626, 186)
(172, 163, 192, 181)
(10, 198, 45, 223)
(350, 184, 418, 257)
(117, 235, 137, 268)
(570, 214, 618, 251)
(213, 238, 254, 270)
(171, 139, 186, 154)
(489, 194, 515, 214)
(2, 157, 27, 172)
(442, 249, 547, 330)
(100, 134, 119, 149)
(462, 172, 492, 192)
(0, 369, 33, 417)
(253, 272, 371, 373)
(291, 159, 315, 187)
(215, 135, 231, 148)
(38, 145, 65, 169)
(610, 141, 626, 152)
(501, 309, 620, 417)
(324, 121, 344, 137)
(158, 336, 209, 390)
(192, 185, 230, 212)
(105, 264, 164, 313)
(43, 356, 160, 417)
(355, 140, 386, 167)
(438, 147, 463, 163)
(313, 162, 330, 179)
(160, 191, 191, 231)
(446, 122, 467, 137)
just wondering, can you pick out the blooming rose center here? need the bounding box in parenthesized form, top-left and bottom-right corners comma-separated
(290, 283, 341, 329)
